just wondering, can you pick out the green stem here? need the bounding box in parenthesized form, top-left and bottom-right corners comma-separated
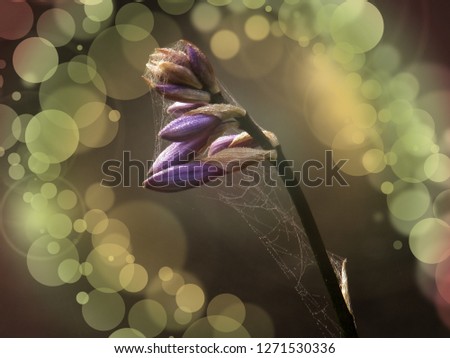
(212, 93, 358, 337)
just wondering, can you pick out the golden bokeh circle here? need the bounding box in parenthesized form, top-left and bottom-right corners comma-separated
(128, 299, 167, 337)
(82, 289, 125, 331)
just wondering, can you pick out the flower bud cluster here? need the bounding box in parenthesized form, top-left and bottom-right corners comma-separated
(143, 40, 276, 192)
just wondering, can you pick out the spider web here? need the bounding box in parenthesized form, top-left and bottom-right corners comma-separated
(212, 165, 348, 337)
(148, 79, 350, 337)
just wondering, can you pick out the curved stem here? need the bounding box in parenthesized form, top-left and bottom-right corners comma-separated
(212, 93, 358, 337)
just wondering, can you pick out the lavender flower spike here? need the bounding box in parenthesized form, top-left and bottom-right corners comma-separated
(159, 113, 220, 142)
(144, 161, 224, 192)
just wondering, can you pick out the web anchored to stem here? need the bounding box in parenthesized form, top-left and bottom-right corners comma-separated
(143, 40, 357, 337)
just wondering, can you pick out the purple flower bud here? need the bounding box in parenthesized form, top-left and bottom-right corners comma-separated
(144, 161, 224, 192)
(229, 132, 256, 148)
(149, 134, 208, 175)
(183, 41, 220, 94)
(151, 48, 190, 68)
(157, 61, 202, 89)
(208, 135, 238, 156)
(167, 102, 207, 117)
(159, 114, 220, 142)
(184, 104, 246, 120)
(154, 84, 210, 103)
(207, 132, 258, 156)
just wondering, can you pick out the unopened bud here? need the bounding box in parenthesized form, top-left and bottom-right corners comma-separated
(144, 161, 224, 192)
(159, 113, 221, 142)
(154, 84, 211, 103)
(185, 104, 246, 120)
(182, 40, 220, 94)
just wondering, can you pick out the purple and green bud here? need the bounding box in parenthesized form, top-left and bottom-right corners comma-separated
(144, 161, 224, 192)
(159, 113, 220, 142)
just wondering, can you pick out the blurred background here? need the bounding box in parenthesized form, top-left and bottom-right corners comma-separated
(1, 0, 450, 337)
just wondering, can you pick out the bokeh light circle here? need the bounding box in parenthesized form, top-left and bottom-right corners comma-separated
(434, 190, 450, 225)
(424, 153, 450, 183)
(37, 9, 75, 47)
(278, 0, 322, 44)
(128, 299, 167, 337)
(409, 218, 450, 264)
(28, 153, 50, 175)
(86, 243, 130, 292)
(92, 218, 130, 250)
(158, 0, 195, 15)
(58, 258, 81, 283)
(76, 103, 119, 149)
(84, 209, 108, 235)
(173, 308, 193, 325)
(109, 328, 145, 338)
(9, 165, 25, 180)
(191, 3, 221, 33)
(183, 317, 250, 338)
(330, 1, 384, 54)
(245, 15, 271, 41)
(46, 213, 72, 239)
(13, 37, 58, 83)
(387, 181, 430, 221)
(82, 289, 125, 331)
(159, 266, 174, 281)
(210, 30, 240, 60)
(176, 284, 205, 313)
(27, 235, 79, 287)
(119, 263, 149, 293)
(76, 291, 90, 305)
(116, 3, 154, 42)
(0, 1, 33, 40)
(25, 110, 79, 163)
(207, 294, 246, 332)
(57, 189, 78, 210)
(84, 0, 114, 22)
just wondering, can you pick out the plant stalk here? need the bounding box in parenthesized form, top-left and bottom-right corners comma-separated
(212, 93, 358, 337)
